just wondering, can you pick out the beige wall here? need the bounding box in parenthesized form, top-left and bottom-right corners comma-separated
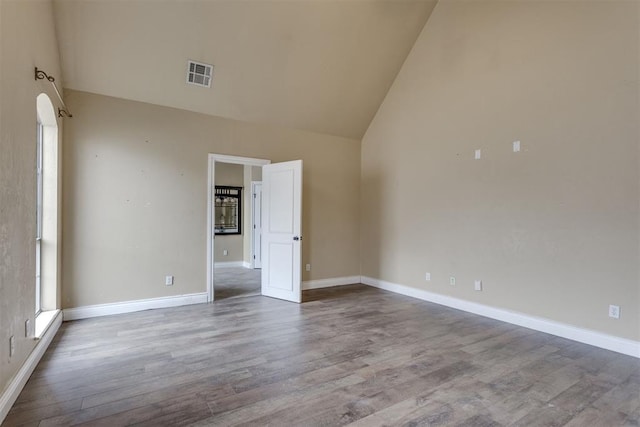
(214, 162, 243, 263)
(361, 0, 639, 341)
(0, 0, 64, 396)
(62, 90, 361, 308)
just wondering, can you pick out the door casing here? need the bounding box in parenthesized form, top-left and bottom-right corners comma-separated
(251, 181, 263, 269)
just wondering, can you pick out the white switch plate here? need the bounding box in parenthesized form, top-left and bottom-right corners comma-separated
(475, 149, 482, 160)
(223, 249, 228, 256)
(474, 280, 482, 291)
(9, 336, 15, 358)
(425, 272, 431, 281)
(449, 276, 456, 286)
(165, 275, 174, 286)
(25, 319, 30, 338)
(608, 305, 620, 319)
(513, 140, 521, 152)
(306, 264, 311, 271)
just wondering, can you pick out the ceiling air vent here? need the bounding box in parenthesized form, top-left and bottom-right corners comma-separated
(186, 60, 213, 88)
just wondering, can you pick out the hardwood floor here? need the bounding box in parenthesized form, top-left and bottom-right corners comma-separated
(214, 267, 261, 300)
(4, 285, 639, 426)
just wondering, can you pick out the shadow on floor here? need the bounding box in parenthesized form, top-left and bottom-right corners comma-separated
(302, 283, 367, 303)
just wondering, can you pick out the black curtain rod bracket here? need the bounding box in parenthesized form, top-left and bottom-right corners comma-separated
(58, 108, 72, 118)
(35, 68, 55, 83)
(35, 67, 73, 118)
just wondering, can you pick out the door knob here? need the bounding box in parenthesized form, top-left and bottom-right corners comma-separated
(293, 236, 302, 241)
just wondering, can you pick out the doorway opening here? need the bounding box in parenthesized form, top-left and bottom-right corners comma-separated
(207, 155, 270, 302)
(207, 154, 303, 304)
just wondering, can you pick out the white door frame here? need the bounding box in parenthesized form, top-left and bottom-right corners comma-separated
(207, 154, 271, 302)
(251, 181, 263, 269)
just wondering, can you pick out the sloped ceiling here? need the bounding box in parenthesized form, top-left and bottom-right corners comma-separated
(53, 0, 437, 139)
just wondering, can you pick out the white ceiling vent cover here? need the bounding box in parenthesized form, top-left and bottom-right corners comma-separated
(186, 60, 213, 88)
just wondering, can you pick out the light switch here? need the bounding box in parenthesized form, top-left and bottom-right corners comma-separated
(475, 149, 481, 160)
(513, 140, 521, 152)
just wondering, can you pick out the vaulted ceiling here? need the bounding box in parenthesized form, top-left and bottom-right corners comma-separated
(53, 0, 437, 139)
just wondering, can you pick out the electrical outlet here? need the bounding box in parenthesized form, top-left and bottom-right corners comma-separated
(608, 305, 620, 319)
(449, 276, 456, 286)
(9, 336, 15, 358)
(25, 319, 30, 338)
(165, 275, 174, 286)
(475, 149, 482, 160)
(474, 280, 482, 291)
(305, 264, 311, 272)
(425, 272, 431, 281)
(223, 249, 228, 256)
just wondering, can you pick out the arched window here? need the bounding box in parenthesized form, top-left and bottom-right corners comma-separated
(35, 93, 59, 323)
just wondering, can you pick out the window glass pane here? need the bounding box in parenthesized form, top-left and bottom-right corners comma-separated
(35, 122, 43, 314)
(36, 123, 43, 240)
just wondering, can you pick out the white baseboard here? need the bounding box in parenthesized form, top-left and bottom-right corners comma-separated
(303, 275, 361, 290)
(214, 261, 246, 268)
(62, 292, 208, 321)
(0, 310, 62, 424)
(361, 276, 640, 359)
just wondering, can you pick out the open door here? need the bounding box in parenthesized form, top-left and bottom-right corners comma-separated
(261, 160, 302, 303)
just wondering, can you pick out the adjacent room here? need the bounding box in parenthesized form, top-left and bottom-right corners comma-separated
(1, 0, 638, 425)
(213, 161, 263, 300)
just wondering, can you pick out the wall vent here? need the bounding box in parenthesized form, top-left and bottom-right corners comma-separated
(186, 60, 213, 88)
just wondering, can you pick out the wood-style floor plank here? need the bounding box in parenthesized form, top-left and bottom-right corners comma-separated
(3, 284, 639, 426)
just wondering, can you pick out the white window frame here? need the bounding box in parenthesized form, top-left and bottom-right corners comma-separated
(36, 121, 43, 314)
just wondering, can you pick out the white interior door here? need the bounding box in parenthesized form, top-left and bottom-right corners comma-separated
(261, 160, 302, 303)
(251, 182, 262, 269)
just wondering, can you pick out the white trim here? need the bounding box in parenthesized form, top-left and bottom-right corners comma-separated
(302, 276, 361, 290)
(62, 293, 208, 321)
(0, 310, 62, 424)
(35, 310, 58, 338)
(208, 154, 271, 303)
(207, 155, 214, 302)
(361, 276, 640, 359)
(250, 181, 262, 269)
(214, 261, 246, 268)
(210, 154, 271, 167)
